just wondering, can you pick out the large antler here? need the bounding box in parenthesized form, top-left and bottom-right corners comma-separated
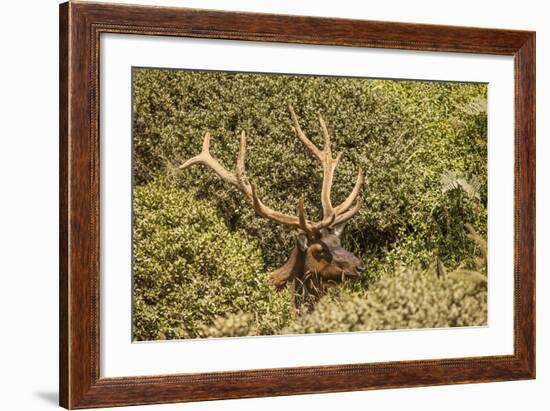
(289, 105, 363, 227)
(180, 130, 334, 234)
(180, 107, 363, 236)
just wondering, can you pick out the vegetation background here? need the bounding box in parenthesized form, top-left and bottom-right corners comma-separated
(132, 68, 488, 341)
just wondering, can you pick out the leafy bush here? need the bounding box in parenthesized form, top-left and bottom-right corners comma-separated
(133, 182, 487, 340)
(132, 182, 293, 340)
(284, 265, 487, 334)
(133, 69, 487, 280)
(132, 69, 488, 339)
(200, 312, 257, 338)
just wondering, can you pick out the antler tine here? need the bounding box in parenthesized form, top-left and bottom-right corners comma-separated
(239, 135, 311, 229)
(318, 112, 332, 154)
(250, 182, 305, 229)
(333, 169, 364, 215)
(236, 130, 248, 188)
(295, 197, 337, 237)
(333, 199, 362, 226)
(311, 211, 336, 233)
(289, 105, 323, 161)
(297, 197, 313, 237)
(320, 158, 337, 219)
(289, 106, 339, 220)
(179, 132, 240, 187)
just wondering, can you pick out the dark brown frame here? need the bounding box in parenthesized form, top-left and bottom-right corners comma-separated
(59, 1, 535, 409)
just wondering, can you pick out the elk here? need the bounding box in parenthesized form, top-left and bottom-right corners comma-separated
(180, 106, 365, 311)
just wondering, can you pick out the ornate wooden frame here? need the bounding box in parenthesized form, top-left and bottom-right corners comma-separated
(59, 1, 535, 408)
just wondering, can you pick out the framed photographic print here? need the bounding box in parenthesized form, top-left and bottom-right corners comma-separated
(59, 1, 535, 409)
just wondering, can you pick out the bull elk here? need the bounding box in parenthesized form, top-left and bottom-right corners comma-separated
(180, 106, 365, 311)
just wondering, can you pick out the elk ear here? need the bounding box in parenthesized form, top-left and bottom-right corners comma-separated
(332, 223, 347, 238)
(297, 234, 309, 251)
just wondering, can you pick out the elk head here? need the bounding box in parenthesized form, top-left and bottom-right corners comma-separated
(180, 106, 364, 310)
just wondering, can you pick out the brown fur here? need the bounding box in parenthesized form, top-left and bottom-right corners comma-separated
(267, 230, 364, 310)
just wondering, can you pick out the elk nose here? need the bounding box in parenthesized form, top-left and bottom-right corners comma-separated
(356, 263, 365, 272)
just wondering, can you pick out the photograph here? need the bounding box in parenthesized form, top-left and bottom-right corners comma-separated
(131, 68, 489, 341)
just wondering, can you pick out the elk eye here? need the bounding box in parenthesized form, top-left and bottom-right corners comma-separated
(311, 247, 325, 261)
(313, 247, 333, 263)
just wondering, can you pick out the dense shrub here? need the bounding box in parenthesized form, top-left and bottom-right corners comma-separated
(132, 69, 488, 339)
(132, 182, 293, 340)
(133, 69, 487, 280)
(200, 312, 258, 338)
(133, 182, 487, 340)
(284, 265, 487, 334)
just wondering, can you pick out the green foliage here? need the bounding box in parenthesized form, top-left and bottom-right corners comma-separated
(132, 69, 488, 339)
(133, 69, 487, 278)
(284, 265, 487, 334)
(200, 312, 258, 338)
(132, 182, 293, 340)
